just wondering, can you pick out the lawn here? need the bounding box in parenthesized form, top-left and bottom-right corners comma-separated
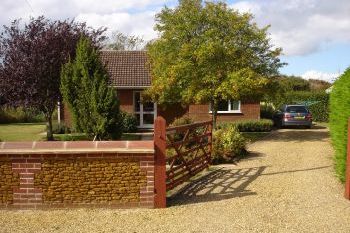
(0, 123, 46, 141)
(0, 123, 151, 141)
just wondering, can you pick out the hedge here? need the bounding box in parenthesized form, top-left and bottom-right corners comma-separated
(329, 68, 350, 182)
(219, 119, 274, 132)
(0, 106, 45, 124)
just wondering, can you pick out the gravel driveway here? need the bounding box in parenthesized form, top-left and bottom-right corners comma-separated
(1, 125, 350, 232)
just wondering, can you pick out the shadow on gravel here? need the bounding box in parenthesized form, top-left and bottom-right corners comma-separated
(168, 166, 267, 206)
(268, 129, 329, 142)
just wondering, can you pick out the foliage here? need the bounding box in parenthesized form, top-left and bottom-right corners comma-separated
(212, 125, 247, 164)
(278, 75, 310, 92)
(309, 79, 332, 91)
(145, 0, 284, 128)
(170, 116, 194, 127)
(61, 37, 122, 140)
(329, 68, 350, 182)
(260, 103, 276, 120)
(120, 111, 138, 133)
(0, 16, 106, 140)
(52, 122, 71, 134)
(0, 106, 45, 123)
(105, 31, 144, 50)
(218, 119, 273, 132)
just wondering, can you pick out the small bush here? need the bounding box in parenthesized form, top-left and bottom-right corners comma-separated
(52, 122, 71, 134)
(170, 116, 194, 126)
(329, 68, 350, 182)
(0, 106, 45, 124)
(121, 112, 138, 133)
(212, 125, 247, 164)
(260, 103, 276, 120)
(170, 116, 195, 142)
(219, 119, 273, 132)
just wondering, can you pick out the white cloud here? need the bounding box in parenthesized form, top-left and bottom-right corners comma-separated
(301, 70, 340, 83)
(231, 0, 350, 56)
(0, 0, 166, 42)
(75, 11, 157, 41)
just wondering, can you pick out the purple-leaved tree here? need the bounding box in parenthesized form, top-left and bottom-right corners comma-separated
(0, 16, 106, 140)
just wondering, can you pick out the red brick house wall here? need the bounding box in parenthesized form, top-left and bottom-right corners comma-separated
(118, 89, 134, 113)
(188, 101, 260, 122)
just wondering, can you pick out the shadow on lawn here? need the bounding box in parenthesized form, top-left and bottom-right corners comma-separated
(168, 166, 267, 206)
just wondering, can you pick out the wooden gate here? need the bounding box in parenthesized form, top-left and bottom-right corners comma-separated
(154, 116, 212, 207)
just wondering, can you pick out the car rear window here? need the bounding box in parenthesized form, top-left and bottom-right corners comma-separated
(285, 106, 308, 113)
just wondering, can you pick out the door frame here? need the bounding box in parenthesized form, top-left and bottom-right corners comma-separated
(133, 90, 157, 129)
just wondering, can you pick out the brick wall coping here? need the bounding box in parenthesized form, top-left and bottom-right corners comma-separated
(0, 141, 154, 154)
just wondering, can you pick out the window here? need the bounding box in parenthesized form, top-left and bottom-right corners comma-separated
(210, 100, 241, 113)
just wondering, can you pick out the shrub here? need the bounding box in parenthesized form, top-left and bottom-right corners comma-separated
(121, 112, 138, 133)
(170, 116, 194, 126)
(329, 68, 350, 182)
(212, 125, 247, 164)
(52, 122, 71, 134)
(260, 103, 276, 120)
(169, 116, 195, 142)
(219, 119, 274, 132)
(0, 106, 45, 123)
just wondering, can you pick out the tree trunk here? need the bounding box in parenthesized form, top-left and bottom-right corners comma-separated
(211, 99, 218, 130)
(46, 114, 54, 141)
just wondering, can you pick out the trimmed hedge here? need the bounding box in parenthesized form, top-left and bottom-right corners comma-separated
(219, 119, 274, 132)
(329, 68, 350, 182)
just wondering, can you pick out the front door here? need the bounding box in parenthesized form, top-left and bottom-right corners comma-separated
(134, 91, 157, 128)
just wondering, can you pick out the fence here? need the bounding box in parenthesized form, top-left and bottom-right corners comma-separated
(154, 116, 212, 208)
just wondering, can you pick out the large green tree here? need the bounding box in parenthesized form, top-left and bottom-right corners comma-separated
(61, 37, 122, 140)
(146, 0, 284, 128)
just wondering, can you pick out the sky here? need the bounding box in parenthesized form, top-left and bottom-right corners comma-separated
(1, 0, 349, 82)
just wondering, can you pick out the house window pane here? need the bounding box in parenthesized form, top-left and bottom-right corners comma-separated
(134, 92, 140, 112)
(143, 102, 154, 112)
(230, 100, 240, 111)
(134, 114, 140, 126)
(218, 100, 229, 111)
(143, 114, 154, 125)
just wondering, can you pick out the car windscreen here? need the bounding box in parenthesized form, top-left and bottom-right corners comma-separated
(285, 106, 308, 113)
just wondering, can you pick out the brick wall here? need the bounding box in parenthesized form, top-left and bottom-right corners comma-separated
(118, 89, 134, 113)
(0, 141, 155, 209)
(188, 101, 260, 122)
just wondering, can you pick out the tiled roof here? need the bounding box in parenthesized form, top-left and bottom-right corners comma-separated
(100, 50, 151, 87)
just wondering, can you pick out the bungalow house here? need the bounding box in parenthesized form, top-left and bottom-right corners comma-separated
(63, 50, 260, 129)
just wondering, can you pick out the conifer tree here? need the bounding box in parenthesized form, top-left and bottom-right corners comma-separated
(61, 37, 122, 140)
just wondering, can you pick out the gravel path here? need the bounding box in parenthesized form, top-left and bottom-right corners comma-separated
(2, 125, 350, 232)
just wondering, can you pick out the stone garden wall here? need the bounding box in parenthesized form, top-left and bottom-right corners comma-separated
(0, 141, 155, 209)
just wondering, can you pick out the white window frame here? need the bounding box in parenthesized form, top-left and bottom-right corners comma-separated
(133, 91, 157, 128)
(209, 100, 242, 114)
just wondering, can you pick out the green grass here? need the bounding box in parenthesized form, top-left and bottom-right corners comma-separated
(0, 123, 46, 141)
(242, 132, 270, 143)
